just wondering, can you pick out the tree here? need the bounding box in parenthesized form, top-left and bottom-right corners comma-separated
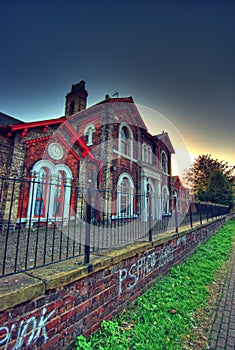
(206, 170, 234, 208)
(197, 185, 207, 202)
(183, 154, 235, 200)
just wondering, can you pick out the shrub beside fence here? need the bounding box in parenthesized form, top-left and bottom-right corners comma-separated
(0, 175, 230, 278)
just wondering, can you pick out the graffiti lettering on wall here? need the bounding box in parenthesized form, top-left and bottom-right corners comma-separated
(118, 243, 174, 295)
(176, 235, 187, 246)
(0, 307, 55, 350)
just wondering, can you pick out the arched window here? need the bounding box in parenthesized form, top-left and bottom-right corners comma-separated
(145, 144, 148, 162)
(28, 160, 72, 221)
(121, 127, 129, 155)
(34, 167, 49, 217)
(119, 124, 133, 157)
(146, 181, 155, 219)
(161, 151, 168, 173)
(142, 143, 147, 162)
(120, 177, 130, 215)
(116, 173, 134, 218)
(162, 186, 169, 214)
(148, 146, 152, 164)
(142, 143, 152, 164)
(84, 124, 96, 146)
(53, 171, 65, 217)
(172, 190, 178, 212)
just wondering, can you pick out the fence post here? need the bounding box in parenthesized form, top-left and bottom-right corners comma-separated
(2, 176, 17, 276)
(173, 196, 178, 233)
(175, 209, 178, 233)
(206, 203, 209, 222)
(189, 202, 193, 228)
(84, 180, 92, 264)
(199, 201, 202, 225)
(148, 191, 152, 242)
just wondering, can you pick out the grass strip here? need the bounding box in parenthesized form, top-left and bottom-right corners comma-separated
(75, 219, 235, 350)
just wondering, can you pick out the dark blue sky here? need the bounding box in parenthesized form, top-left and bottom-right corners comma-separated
(0, 0, 234, 166)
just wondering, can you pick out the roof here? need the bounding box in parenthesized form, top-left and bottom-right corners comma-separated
(0, 112, 24, 126)
(155, 131, 175, 154)
(171, 175, 180, 185)
(95, 96, 148, 130)
(0, 115, 66, 138)
(96, 96, 134, 105)
(171, 175, 189, 191)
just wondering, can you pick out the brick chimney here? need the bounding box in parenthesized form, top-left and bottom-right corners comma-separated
(65, 80, 88, 117)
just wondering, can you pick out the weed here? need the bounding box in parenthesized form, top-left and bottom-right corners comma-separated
(75, 335, 92, 350)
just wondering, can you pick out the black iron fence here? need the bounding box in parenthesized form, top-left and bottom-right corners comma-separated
(0, 175, 230, 278)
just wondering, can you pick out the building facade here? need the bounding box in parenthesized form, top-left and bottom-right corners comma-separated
(0, 81, 188, 229)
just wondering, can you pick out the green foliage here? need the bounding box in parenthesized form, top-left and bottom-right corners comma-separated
(206, 170, 234, 208)
(183, 154, 235, 200)
(76, 219, 235, 350)
(197, 184, 207, 201)
(91, 320, 130, 349)
(75, 335, 92, 349)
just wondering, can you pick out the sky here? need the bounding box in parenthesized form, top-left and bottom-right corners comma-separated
(0, 0, 234, 172)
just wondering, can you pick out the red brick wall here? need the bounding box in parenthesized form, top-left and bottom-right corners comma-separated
(0, 218, 226, 350)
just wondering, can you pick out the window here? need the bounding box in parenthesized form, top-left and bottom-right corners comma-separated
(148, 147, 152, 164)
(120, 178, 130, 215)
(172, 190, 178, 212)
(119, 124, 133, 157)
(162, 186, 169, 214)
(121, 127, 128, 154)
(28, 160, 72, 221)
(116, 173, 134, 218)
(161, 151, 168, 173)
(146, 182, 155, 219)
(34, 168, 48, 217)
(141, 179, 156, 222)
(84, 124, 96, 146)
(142, 143, 147, 162)
(53, 171, 65, 217)
(142, 143, 152, 164)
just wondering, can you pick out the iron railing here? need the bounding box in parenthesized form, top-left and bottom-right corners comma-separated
(0, 175, 230, 277)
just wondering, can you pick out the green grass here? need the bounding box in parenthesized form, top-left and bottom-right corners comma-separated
(75, 219, 235, 350)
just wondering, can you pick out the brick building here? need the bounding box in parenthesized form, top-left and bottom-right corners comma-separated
(0, 80, 187, 229)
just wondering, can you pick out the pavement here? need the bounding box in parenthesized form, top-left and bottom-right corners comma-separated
(209, 239, 235, 350)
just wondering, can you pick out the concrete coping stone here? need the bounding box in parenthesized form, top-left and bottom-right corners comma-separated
(0, 273, 45, 312)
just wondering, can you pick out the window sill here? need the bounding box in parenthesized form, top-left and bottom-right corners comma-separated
(113, 150, 137, 162)
(111, 214, 138, 220)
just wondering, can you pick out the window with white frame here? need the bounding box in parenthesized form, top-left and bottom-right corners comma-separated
(172, 189, 178, 212)
(34, 167, 48, 217)
(148, 146, 152, 164)
(162, 186, 169, 214)
(161, 151, 168, 173)
(116, 173, 134, 217)
(142, 143, 152, 164)
(146, 182, 155, 219)
(84, 123, 96, 146)
(52, 171, 66, 217)
(119, 124, 133, 157)
(28, 160, 72, 220)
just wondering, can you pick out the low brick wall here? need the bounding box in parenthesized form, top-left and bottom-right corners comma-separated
(0, 217, 227, 349)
